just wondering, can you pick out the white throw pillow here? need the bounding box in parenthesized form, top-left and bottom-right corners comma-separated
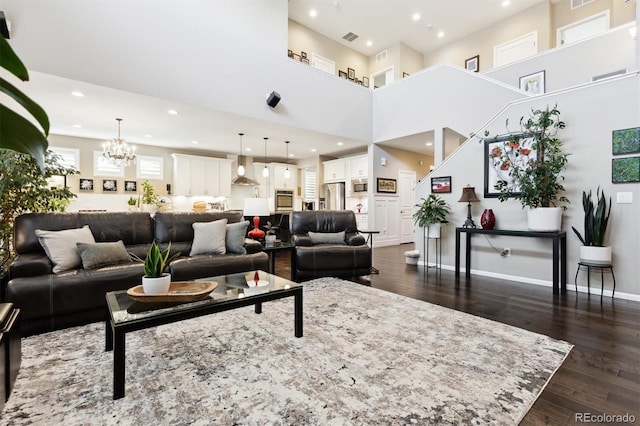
(35, 225, 96, 273)
(190, 219, 228, 256)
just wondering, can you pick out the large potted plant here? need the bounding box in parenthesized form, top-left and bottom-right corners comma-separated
(141, 180, 158, 213)
(413, 194, 450, 239)
(489, 105, 569, 231)
(131, 241, 180, 294)
(571, 188, 612, 265)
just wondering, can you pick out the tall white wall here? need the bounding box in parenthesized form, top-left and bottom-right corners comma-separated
(414, 74, 640, 298)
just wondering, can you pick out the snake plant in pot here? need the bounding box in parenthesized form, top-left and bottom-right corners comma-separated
(571, 188, 612, 265)
(131, 241, 180, 294)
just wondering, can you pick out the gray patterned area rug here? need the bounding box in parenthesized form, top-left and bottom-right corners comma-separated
(2, 278, 572, 425)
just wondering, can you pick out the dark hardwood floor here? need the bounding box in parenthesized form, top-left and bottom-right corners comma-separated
(273, 244, 640, 425)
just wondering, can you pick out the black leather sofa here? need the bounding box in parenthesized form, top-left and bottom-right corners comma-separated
(5, 211, 268, 335)
(290, 210, 371, 281)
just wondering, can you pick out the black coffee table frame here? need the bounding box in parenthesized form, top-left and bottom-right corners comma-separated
(105, 273, 303, 400)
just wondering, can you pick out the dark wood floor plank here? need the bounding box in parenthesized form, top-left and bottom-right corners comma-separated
(274, 244, 640, 425)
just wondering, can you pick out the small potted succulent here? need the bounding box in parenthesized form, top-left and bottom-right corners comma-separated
(571, 188, 612, 265)
(131, 241, 180, 294)
(127, 196, 138, 212)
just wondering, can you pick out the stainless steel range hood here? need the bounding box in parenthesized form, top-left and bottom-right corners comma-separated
(232, 175, 260, 186)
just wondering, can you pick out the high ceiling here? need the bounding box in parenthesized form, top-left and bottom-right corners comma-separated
(3, 0, 544, 160)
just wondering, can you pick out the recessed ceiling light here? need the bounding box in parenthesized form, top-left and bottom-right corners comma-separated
(192, 140, 199, 144)
(72, 124, 82, 128)
(168, 109, 178, 115)
(144, 134, 153, 138)
(289, 153, 294, 157)
(366, 40, 372, 47)
(337, 142, 344, 146)
(502, 0, 510, 6)
(309, 9, 317, 17)
(426, 142, 433, 146)
(412, 13, 421, 21)
(437, 31, 445, 38)
(70, 91, 84, 97)
(311, 148, 317, 152)
(245, 148, 252, 152)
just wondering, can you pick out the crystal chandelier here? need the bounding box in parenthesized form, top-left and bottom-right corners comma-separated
(102, 118, 136, 167)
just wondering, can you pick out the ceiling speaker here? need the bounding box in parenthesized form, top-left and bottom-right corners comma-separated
(266, 91, 281, 108)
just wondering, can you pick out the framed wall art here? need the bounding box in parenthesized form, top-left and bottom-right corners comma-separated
(612, 157, 640, 183)
(347, 67, 355, 80)
(79, 178, 94, 191)
(519, 70, 545, 95)
(124, 180, 137, 192)
(362, 76, 369, 87)
(612, 127, 640, 155)
(301, 57, 309, 65)
(301, 51, 307, 59)
(431, 176, 452, 193)
(377, 178, 397, 193)
(338, 70, 348, 79)
(102, 179, 117, 192)
(465, 55, 479, 72)
(484, 134, 536, 198)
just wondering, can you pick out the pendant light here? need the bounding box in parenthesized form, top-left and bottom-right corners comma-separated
(262, 137, 269, 177)
(237, 133, 245, 176)
(284, 141, 291, 179)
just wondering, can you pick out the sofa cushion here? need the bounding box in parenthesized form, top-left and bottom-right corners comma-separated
(76, 240, 131, 270)
(35, 225, 95, 273)
(190, 219, 228, 256)
(226, 221, 249, 254)
(308, 231, 345, 245)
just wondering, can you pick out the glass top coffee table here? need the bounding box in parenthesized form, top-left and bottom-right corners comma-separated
(105, 270, 303, 399)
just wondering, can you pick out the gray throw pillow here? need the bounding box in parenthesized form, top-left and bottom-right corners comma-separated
(35, 225, 96, 273)
(226, 221, 249, 254)
(76, 240, 131, 270)
(308, 231, 346, 245)
(190, 219, 228, 256)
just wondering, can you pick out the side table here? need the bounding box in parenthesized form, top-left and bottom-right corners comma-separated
(574, 262, 616, 301)
(358, 230, 380, 274)
(261, 243, 296, 281)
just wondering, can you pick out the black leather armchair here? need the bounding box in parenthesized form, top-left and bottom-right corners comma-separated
(290, 210, 371, 281)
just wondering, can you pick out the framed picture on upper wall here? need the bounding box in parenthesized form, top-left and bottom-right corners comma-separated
(612, 127, 640, 155)
(612, 157, 640, 183)
(102, 179, 117, 192)
(79, 178, 94, 191)
(347, 67, 355, 80)
(465, 55, 479, 72)
(301, 57, 309, 65)
(519, 70, 545, 95)
(431, 176, 451, 193)
(338, 70, 348, 79)
(377, 178, 397, 193)
(362, 76, 369, 87)
(124, 180, 137, 192)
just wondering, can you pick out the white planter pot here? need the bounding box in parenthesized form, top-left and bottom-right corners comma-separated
(141, 204, 156, 213)
(142, 273, 171, 294)
(527, 207, 562, 232)
(426, 223, 441, 239)
(579, 246, 612, 265)
(128, 206, 139, 212)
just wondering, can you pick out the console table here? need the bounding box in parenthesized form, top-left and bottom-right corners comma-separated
(455, 228, 567, 295)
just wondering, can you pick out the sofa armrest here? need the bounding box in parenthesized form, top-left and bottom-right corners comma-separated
(347, 234, 366, 246)
(9, 253, 52, 279)
(244, 239, 263, 254)
(293, 235, 312, 247)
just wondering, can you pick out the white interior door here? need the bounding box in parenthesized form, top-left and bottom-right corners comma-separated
(494, 32, 537, 67)
(557, 11, 610, 46)
(311, 53, 335, 75)
(398, 170, 416, 244)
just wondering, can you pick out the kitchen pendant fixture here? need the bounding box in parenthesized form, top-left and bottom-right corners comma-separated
(102, 118, 136, 167)
(237, 133, 245, 176)
(284, 140, 291, 179)
(262, 137, 269, 177)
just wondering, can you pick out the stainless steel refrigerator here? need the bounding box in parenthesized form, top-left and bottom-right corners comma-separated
(322, 182, 345, 210)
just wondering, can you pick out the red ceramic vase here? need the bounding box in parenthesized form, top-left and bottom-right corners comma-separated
(481, 209, 495, 230)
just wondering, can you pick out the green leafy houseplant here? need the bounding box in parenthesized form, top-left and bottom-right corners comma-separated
(488, 105, 569, 209)
(131, 241, 180, 278)
(141, 180, 157, 205)
(413, 194, 450, 227)
(571, 188, 611, 247)
(0, 150, 78, 273)
(0, 36, 50, 169)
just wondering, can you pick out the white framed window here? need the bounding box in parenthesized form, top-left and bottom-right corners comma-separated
(49, 146, 80, 170)
(93, 151, 124, 177)
(136, 155, 164, 180)
(303, 168, 317, 199)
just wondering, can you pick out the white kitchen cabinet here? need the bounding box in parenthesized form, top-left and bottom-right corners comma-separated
(347, 154, 368, 179)
(323, 158, 346, 183)
(171, 153, 232, 197)
(271, 163, 297, 190)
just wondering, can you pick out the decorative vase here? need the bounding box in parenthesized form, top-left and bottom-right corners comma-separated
(480, 209, 495, 229)
(142, 273, 171, 294)
(579, 246, 612, 265)
(527, 207, 562, 232)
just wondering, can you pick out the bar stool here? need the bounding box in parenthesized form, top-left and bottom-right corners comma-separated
(574, 262, 616, 301)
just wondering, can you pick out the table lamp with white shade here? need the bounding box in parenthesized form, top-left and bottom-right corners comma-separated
(243, 198, 270, 239)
